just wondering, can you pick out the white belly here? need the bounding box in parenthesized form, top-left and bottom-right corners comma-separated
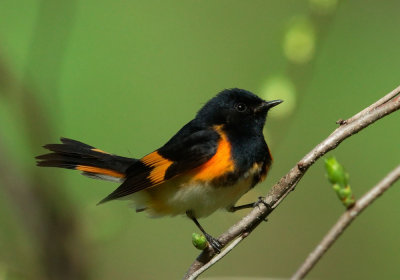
(127, 174, 255, 218)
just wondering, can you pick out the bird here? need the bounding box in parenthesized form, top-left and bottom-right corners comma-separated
(36, 88, 282, 253)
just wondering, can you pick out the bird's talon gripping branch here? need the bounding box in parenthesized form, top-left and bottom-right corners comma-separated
(187, 210, 222, 253)
(205, 233, 222, 253)
(254, 196, 272, 212)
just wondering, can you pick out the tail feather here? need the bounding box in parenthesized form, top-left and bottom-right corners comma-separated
(36, 137, 137, 182)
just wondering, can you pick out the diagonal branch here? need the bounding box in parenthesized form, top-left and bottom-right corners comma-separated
(187, 235, 245, 280)
(345, 85, 400, 124)
(184, 85, 400, 279)
(291, 165, 400, 280)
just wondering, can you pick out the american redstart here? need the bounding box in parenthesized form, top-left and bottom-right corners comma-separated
(36, 88, 282, 252)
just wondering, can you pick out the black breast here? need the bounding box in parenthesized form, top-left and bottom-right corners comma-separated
(220, 129, 272, 187)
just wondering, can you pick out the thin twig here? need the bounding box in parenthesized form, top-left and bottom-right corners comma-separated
(188, 236, 245, 280)
(291, 165, 400, 280)
(184, 85, 400, 279)
(345, 84, 400, 124)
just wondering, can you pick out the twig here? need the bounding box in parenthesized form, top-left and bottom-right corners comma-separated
(188, 236, 245, 280)
(345, 84, 400, 124)
(291, 165, 400, 280)
(184, 85, 400, 279)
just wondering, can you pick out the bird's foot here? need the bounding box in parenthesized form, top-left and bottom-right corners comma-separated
(205, 233, 222, 253)
(254, 196, 272, 211)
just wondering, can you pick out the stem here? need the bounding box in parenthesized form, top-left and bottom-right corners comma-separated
(188, 236, 245, 280)
(291, 165, 400, 280)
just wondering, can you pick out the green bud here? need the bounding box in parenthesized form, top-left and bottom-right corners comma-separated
(326, 158, 355, 209)
(192, 233, 208, 250)
(325, 157, 348, 187)
(332, 183, 341, 193)
(340, 186, 352, 197)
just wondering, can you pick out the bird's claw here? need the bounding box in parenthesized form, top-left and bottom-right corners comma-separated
(254, 197, 272, 221)
(254, 196, 272, 210)
(205, 233, 222, 253)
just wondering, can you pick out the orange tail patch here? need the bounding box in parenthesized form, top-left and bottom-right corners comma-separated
(76, 165, 125, 178)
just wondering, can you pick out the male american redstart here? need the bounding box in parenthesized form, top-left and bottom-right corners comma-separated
(36, 88, 282, 252)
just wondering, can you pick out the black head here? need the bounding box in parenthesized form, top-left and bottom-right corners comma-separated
(196, 88, 282, 132)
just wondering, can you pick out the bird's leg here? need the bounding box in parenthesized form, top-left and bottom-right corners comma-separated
(228, 196, 272, 213)
(186, 210, 222, 253)
(228, 202, 254, 212)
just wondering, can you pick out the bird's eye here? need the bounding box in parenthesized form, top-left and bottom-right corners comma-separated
(235, 103, 247, 112)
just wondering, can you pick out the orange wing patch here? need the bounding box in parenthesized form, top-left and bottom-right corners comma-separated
(141, 151, 174, 184)
(192, 125, 234, 181)
(76, 165, 125, 178)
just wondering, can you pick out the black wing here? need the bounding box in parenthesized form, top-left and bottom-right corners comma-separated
(98, 122, 220, 203)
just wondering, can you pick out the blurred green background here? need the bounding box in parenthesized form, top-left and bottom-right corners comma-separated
(0, 0, 399, 279)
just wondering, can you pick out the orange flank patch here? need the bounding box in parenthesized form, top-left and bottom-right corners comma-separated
(76, 165, 125, 178)
(193, 125, 234, 181)
(255, 162, 269, 182)
(141, 151, 174, 184)
(91, 148, 110, 154)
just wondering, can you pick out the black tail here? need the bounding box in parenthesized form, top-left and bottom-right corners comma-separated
(36, 137, 137, 182)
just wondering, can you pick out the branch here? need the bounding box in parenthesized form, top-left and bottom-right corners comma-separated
(184, 85, 400, 279)
(187, 235, 245, 280)
(291, 165, 400, 280)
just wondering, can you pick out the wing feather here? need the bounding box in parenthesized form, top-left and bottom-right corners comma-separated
(98, 124, 220, 204)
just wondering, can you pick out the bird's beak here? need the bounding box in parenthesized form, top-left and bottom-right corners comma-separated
(255, 99, 283, 113)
